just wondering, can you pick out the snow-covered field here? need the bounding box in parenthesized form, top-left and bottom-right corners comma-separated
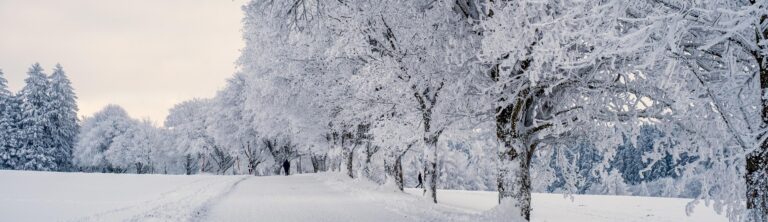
(0, 170, 728, 222)
(404, 189, 729, 222)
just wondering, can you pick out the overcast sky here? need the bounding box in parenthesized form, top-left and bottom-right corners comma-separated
(0, 0, 247, 124)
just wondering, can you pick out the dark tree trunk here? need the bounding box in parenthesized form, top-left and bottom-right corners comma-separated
(345, 150, 354, 178)
(298, 158, 303, 174)
(393, 155, 404, 191)
(386, 145, 411, 191)
(384, 155, 405, 191)
(746, 43, 768, 221)
(248, 160, 261, 175)
(747, 142, 768, 221)
(497, 142, 532, 221)
(495, 86, 535, 221)
(364, 155, 372, 178)
(184, 154, 194, 175)
(135, 162, 144, 174)
(311, 155, 319, 173)
(747, 11, 768, 220)
(311, 154, 327, 173)
(363, 144, 378, 179)
(424, 134, 439, 203)
(412, 82, 444, 204)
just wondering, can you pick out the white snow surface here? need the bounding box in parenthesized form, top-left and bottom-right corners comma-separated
(0, 170, 728, 222)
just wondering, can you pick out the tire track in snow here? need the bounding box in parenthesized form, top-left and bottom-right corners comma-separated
(190, 176, 250, 222)
(68, 177, 213, 221)
(72, 176, 248, 222)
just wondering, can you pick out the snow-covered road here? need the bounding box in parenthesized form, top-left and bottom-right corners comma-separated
(0, 171, 729, 222)
(206, 174, 422, 221)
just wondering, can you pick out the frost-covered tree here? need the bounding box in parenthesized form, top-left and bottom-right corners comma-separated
(106, 119, 159, 174)
(74, 105, 133, 172)
(241, 140, 268, 175)
(584, 1, 768, 220)
(478, 0, 684, 219)
(47, 64, 79, 171)
(0, 69, 21, 169)
(372, 108, 422, 191)
(18, 63, 57, 171)
(165, 98, 217, 174)
(320, 0, 480, 203)
(662, 1, 768, 219)
(239, 0, 349, 176)
(262, 137, 300, 175)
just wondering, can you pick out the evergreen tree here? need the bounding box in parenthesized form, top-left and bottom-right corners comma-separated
(612, 126, 698, 187)
(18, 63, 56, 171)
(48, 64, 78, 171)
(546, 140, 603, 194)
(1, 95, 23, 169)
(0, 69, 18, 169)
(0, 69, 9, 105)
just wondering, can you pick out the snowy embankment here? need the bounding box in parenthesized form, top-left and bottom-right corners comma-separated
(0, 170, 728, 222)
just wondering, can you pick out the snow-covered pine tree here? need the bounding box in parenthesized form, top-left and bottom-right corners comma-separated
(18, 63, 57, 171)
(0, 69, 19, 169)
(0, 95, 23, 170)
(48, 64, 79, 171)
(0, 69, 9, 168)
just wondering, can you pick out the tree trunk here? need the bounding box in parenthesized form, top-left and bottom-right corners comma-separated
(745, 17, 768, 219)
(311, 154, 326, 173)
(424, 134, 439, 203)
(234, 156, 240, 175)
(199, 154, 208, 174)
(135, 162, 144, 174)
(311, 155, 318, 173)
(384, 151, 405, 191)
(746, 51, 768, 221)
(184, 154, 194, 175)
(345, 150, 354, 178)
(364, 151, 372, 179)
(394, 154, 404, 191)
(495, 90, 534, 220)
(247, 160, 256, 175)
(746, 146, 767, 221)
(321, 156, 327, 172)
(498, 142, 532, 221)
(298, 158, 303, 174)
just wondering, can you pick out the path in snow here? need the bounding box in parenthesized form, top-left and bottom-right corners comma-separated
(75, 175, 248, 222)
(206, 173, 728, 222)
(204, 173, 475, 222)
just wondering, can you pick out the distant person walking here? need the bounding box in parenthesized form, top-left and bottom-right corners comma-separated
(416, 173, 423, 188)
(283, 160, 290, 176)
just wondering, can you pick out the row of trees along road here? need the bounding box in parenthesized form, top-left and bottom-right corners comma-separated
(232, 1, 768, 221)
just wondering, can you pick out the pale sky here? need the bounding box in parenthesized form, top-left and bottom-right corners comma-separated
(0, 0, 247, 124)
